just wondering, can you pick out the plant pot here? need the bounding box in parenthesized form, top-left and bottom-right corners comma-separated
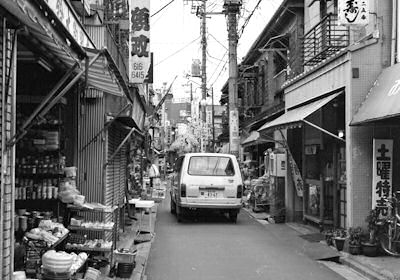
(361, 242, 378, 257)
(334, 238, 346, 251)
(349, 244, 361, 255)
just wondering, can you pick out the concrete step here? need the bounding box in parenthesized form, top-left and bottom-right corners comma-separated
(319, 260, 371, 280)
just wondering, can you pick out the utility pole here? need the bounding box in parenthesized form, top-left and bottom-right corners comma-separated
(224, 0, 241, 158)
(211, 87, 215, 152)
(201, 0, 207, 123)
(187, 0, 223, 152)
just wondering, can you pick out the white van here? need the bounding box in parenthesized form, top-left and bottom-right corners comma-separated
(170, 153, 243, 223)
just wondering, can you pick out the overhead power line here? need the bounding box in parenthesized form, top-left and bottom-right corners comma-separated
(151, 0, 176, 17)
(155, 36, 201, 66)
(238, 0, 263, 39)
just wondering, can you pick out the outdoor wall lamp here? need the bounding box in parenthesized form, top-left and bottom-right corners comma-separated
(338, 129, 345, 138)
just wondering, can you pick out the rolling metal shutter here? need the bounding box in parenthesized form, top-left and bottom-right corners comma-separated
(1, 18, 16, 279)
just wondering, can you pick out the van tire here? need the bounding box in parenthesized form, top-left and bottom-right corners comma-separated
(176, 206, 183, 223)
(229, 211, 238, 223)
(170, 198, 176, 214)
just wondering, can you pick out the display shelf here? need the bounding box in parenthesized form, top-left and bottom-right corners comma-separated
(68, 225, 114, 232)
(16, 173, 63, 178)
(16, 198, 59, 203)
(49, 233, 69, 249)
(67, 205, 118, 213)
(65, 246, 112, 252)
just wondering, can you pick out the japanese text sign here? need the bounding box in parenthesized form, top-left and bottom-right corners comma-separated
(45, 0, 94, 48)
(338, 0, 369, 25)
(372, 139, 393, 217)
(287, 150, 303, 197)
(129, 0, 151, 84)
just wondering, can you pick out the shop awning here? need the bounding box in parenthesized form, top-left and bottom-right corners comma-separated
(351, 63, 400, 126)
(258, 92, 345, 142)
(84, 48, 130, 98)
(258, 92, 341, 132)
(1, 0, 86, 64)
(241, 131, 273, 147)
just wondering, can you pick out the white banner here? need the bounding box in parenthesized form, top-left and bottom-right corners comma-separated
(372, 139, 393, 217)
(129, 0, 151, 84)
(229, 109, 240, 157)
(287, 150, 303, 197)
(338, 0, 369, 25)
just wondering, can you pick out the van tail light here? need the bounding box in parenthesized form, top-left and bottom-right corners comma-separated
(237, 184, 243, 198)
(181, 183, 187, 197)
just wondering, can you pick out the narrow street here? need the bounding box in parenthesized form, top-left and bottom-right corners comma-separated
(145, 193, 348, 280)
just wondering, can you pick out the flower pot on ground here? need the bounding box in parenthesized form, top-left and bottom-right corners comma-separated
(334, 238, 346, 251)
(348, 226, 362, 255)
(333, 229, 347, 251)
(361, 209, 380, 257)
(361, 242, 378, 257)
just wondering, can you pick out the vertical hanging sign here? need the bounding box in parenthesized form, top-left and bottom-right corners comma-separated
(372, 139, 393, 217)
(338, 0, 369, 25)
(129, 0, 151, 83)
(287, 150, 303, 197)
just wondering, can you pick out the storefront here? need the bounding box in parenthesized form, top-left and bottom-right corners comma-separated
(258, 90, 346, 227)
(0, 1, 146, 278)
(241, 131, 274, 178)
(350, 62, 400, 221)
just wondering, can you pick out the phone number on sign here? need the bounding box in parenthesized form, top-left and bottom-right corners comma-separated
(131, 63, 146, 80)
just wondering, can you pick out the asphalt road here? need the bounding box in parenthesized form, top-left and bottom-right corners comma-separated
(145, 195, 346, 280)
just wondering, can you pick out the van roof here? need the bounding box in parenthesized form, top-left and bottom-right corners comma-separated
(184, 153, 237, 159)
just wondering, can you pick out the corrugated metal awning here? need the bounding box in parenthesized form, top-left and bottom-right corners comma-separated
(85, 48, 127, 97)
(351, 63, 400, 126)
(1, 0, 86, 63)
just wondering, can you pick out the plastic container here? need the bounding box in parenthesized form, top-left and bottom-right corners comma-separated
(63, 167, 77, 178)
(114, 249, 137, 263)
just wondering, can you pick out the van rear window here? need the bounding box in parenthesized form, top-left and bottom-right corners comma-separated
(188, 156, 235, 176)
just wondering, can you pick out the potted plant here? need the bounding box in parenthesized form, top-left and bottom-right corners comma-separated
(323, 229, 334, 246)
(348, 226, 362, 255)
(333, 228, 347, 251)
(361, 208, 380, 257)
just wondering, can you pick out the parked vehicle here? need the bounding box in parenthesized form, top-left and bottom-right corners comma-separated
(170, 153, 243, 222)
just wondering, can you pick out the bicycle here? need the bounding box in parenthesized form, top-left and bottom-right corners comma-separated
(376, 191, 400, 257)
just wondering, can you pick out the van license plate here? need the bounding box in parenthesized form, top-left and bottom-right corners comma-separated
(207, 191, 217, 198)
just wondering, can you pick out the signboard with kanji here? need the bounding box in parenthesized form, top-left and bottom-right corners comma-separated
(129, 0, 151, 83)
(372, 139, 393, 217)
(288, 150, 303, 197)
(45, 0, 94, 48)
(338, 0, 369, 25)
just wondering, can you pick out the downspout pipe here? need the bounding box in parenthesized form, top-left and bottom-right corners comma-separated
(391, 0, 397, 65)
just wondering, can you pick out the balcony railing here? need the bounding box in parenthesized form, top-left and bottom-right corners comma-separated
(303, 13, 349, 66)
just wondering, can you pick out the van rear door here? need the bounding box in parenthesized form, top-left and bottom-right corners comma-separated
(184, 155, 238, 199)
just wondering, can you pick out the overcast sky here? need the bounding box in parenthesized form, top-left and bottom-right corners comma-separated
(150, 0, 283, 102)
